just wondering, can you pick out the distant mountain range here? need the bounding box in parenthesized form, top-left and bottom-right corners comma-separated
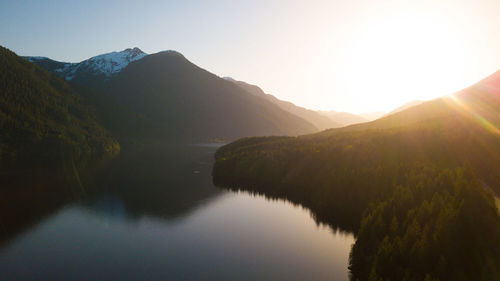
(386, 99, 424, 116)
(24, 47, 422, 141)
(317, 110, 369, 126)
(359, 111, 386, 121)
(25, 48, 393, 138)
(11, 45, 428, 153)
(223, 77, 385, 128)
(223, 77, 343, 130)
(21, 47, 325, 143)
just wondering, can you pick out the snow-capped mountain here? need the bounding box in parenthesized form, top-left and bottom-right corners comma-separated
(25, 47, 147, 80)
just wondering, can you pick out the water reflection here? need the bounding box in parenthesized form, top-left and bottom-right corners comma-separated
(86, 144, 223, 220)
(0, 144, 355, 281)
(0, 144, 223, 248)
(0, 168, 80, 250)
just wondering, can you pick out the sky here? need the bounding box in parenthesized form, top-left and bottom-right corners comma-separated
(2, 0, 500, 114)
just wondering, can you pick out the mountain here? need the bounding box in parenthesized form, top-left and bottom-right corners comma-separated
(359, 111, 385, 121)
(25, 47, 147, 81)
(213, 70, 500, 281)
(225, 78, 342, 130)
(29, 49, 318, 142)
(386, 99, 423, 116)
(318, 110, 368, 126)
(0, 46, 119, 168)
(23, 56, 68, 72)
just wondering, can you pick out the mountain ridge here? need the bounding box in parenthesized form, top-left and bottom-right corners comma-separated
(318, 110, 369, 126)
(28, 48, 319, 142)
(24, 47, 148, 81)
(224, 77, 343, 130)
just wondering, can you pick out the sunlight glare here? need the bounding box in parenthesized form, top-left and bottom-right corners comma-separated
(336, 12, 473, 112)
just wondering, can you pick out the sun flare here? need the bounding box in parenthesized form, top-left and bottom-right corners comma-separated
(336, 12, 474, 112)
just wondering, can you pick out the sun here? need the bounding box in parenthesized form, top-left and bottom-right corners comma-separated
(336, 12, 473, 113)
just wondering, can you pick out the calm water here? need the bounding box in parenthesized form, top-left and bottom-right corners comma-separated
(0, 145, 354, 281)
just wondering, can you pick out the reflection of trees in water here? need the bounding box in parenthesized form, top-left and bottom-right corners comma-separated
(0, 145, 222, 249)
(84, 144, 223, 220)
(221, 186, 357, 235)
(0, 168, 83, 250)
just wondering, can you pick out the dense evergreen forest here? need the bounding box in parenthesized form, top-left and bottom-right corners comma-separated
(213, 86, 500, 280)
(0, 46, 119, 169)
(349, 167, 499, 281)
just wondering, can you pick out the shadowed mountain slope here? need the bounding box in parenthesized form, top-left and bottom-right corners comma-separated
(29, 50, 318, 142)
(226, 78, 342, 130)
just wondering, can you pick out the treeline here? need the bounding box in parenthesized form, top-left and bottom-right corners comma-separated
(213, 114, 500, 280)
(0, 46, 119, 168)
(350, 167, 500, 281)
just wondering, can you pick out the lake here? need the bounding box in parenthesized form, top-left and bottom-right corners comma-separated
(0, 145, 354, 281)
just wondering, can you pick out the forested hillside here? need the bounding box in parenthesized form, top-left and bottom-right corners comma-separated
(212, 77, 500, 281)
(0, 47, 119, 168)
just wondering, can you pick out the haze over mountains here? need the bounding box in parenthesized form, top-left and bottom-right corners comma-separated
(223, 77, 343, 130)
(359, 111, 385, 121)
(224, 77, 383, 128)
(385, 99, 424, 116)
(317, 110, 369, 126)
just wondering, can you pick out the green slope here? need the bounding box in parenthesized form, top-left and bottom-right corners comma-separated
(0, 46, 119, 168)
(212, 72, 500, 281)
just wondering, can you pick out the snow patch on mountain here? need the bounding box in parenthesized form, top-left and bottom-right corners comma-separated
(52, 47, 147, 80)
(80, 47, 146, 75)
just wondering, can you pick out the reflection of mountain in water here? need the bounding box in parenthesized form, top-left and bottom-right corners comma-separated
(0, 145, 223, 248)
(84, 144, 224, 220)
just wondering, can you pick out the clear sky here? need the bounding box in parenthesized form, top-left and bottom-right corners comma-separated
(2, 0, 500, 113)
